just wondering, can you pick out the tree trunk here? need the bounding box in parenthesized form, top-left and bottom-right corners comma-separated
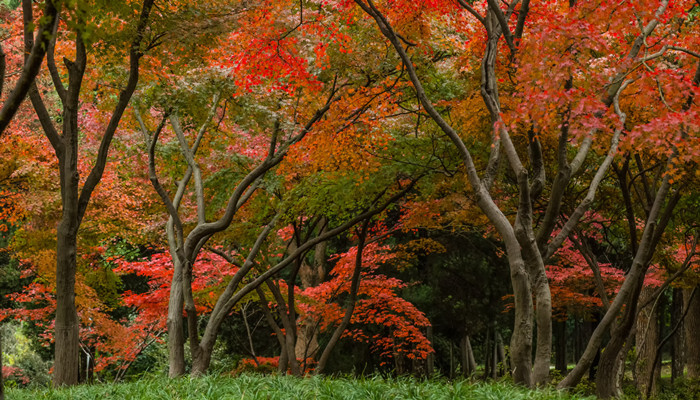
(294, 323, 320, 362)
(507, 260, 534, 386)
(635, 287, 660, 397)
(596, 278, 644, 398)
(295, 226, 326, 362)
(54, 221, 80, 386)
(190, 347, 211, 376)
(450, 342, 455, 379)
(671, 288, 685, 381)
(426, 326, 434, 377)
(461, 334, 476, 377)
(166, 256, 186, 377)
(573, 318, 581, 363)
(685, 286, 700, 378)
(484, 328, 492, 379)
(522, 249, 552, 385)
(496, 331, 507, 376)
(315, 220, 369, 375)
(492, 335, 499, 378)
(555, 320, 567, 374)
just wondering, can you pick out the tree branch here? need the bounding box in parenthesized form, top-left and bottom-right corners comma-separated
(544, 80, 632, 262)
(315, 218, 370, 374)
(77, 0, 156, 223)
(0, 0, 60, 136)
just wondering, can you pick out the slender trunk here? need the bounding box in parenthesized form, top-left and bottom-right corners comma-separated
(555, 319, 567, 373)
(492, 333, 499, 379)
(315, 220, 369, 375)
(635, 287, 660, 397)
(461, 334, 476, 377)
(588, 314, 601, 381)
(671, 288, 685, 381)
(496, 331, 507, 376)
(483, 329, 493, 379)
(573, 318, 581, 363)
(278, 345, 289, 374)
(426, 326, 434, 377)
(450, 342, 455, 379)
(256, 287, 288, 373)
(266, 280, 301, 376)
(685, 286, 700, 378)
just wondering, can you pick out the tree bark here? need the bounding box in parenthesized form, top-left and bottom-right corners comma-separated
(671, 288, 685, 381)
(555, 320, 567, 374)
(461, 334, 476, 377)
(596, 282, 642, 398)
(685, 286, 700, 378)
(295, 228, 327, 361)
(52, 24, 85, 384)
(635, 287, 660, 397)
(54, 226, 80, 386)
(166, 255, 186, 377)
(496, 331, 507, 377)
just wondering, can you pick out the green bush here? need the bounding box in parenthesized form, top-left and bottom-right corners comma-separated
(1, 323, 51, 388)
(654, 378, 700, 400)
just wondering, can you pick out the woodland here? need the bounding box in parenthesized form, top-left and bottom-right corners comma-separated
(0, 0, 698, 399)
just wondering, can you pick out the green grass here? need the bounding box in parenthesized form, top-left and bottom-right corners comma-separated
(6, 374, 594, 400)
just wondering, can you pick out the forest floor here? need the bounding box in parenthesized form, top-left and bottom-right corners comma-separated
(6, 374, 593, 399)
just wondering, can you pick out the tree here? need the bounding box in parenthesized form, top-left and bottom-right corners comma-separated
(13, 0, 158, 385)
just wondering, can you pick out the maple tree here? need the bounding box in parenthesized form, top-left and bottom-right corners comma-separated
(0, 0, 160, 386)
(251, 219, 434, 375)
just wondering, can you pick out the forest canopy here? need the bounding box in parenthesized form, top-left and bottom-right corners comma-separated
(0, 0, 698, 399)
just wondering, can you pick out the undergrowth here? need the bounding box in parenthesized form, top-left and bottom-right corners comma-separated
(7, 374, 594, 400)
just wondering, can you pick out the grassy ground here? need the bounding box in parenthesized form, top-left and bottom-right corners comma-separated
(6, 374, 593, 400)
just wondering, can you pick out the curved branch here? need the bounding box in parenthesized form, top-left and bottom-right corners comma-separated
(544, 80, 632, 262)
(182, 88, 339, 259)
(77, 0, 156, 223)
(0, 0, 60, 136)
